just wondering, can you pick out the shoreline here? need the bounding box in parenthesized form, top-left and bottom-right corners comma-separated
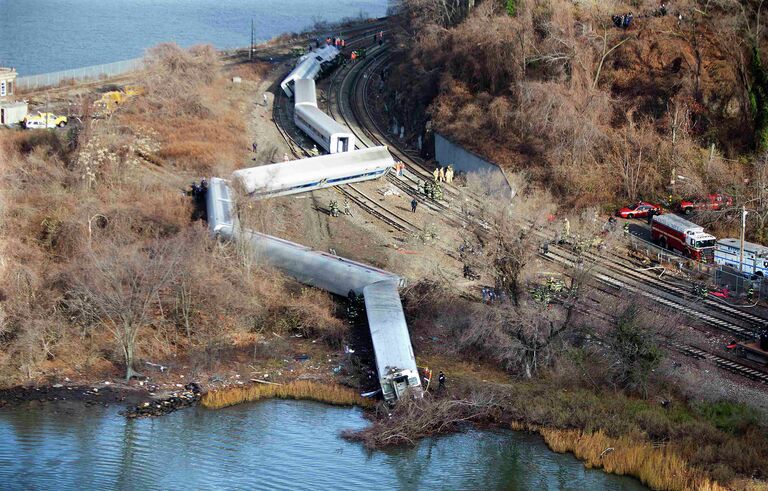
(3, 378, 764, 490)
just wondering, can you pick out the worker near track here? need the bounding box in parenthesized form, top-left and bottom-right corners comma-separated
(343, 198, 352, 216)
(563, 217, 571, 239)
(341, 39, 346, 48)
(311, 144, 319, 156)
(623, 222, 630, 236)
(350, 51, 357, 62)
(283, 153, 290, 162)
(433, 167, 439, 182)
(263, 93, 268, 106)
(445, 165, 454, 183)
(647, 207, 657, 225)
(438, 371, 446, 391)
(438, 167, 445, 182)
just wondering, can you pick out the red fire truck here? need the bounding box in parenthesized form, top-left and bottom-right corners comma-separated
(678, 193, 732, 215)
(651, 214, 716, 261)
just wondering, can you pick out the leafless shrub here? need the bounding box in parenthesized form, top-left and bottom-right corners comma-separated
(343, 389, 501, 448)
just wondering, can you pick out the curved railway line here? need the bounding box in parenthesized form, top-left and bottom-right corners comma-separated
(334, 35, 768, 384)
(271, 23, 768, 384)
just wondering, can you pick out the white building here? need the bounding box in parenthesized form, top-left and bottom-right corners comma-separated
(0, 67, 27, 126)
(0, 67, 16, 101)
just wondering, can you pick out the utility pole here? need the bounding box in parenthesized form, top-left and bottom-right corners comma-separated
(250, 19, 254, 61)
(740, 205, 748, 272)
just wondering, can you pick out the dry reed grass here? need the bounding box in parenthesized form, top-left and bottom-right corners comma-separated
(518, 423, 729, 491)
(201, 381, 374, 409)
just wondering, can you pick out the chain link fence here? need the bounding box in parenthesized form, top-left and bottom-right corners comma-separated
(16, 58, 144, 91)
(627, 234, 765, 300)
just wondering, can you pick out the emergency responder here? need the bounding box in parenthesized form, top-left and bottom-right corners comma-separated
(445, 165, 454, 183)
(411, 198, 418, 213)
(283, 153, 290, 162)
(647, 207, 656, 225)
(433, 167, 439, 182)
(438, 167, 445, 182)
(748, 285, 756, 301)
(343, 198, 352, 216)
(563, 218, 571, 240)
(329, 200, 340, 217)
(623, 222, 630, 236)
(438, 371, 446, 390)
(424, 181, 433, 199)
(311, 145, 319, 156)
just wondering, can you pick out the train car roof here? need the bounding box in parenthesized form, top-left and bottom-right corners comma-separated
(241, 230, 404, 296)
(294, 78, 318, 107)
(297, 45, 339, 64)
(295, 103, 350, 136)
(206, 177, 236, 239)
(364, 280, 419, 376)
(281, 60, 321, 90)
(232, 146, 394, 194)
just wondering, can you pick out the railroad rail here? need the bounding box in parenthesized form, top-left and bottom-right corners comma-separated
(332, 35, 768, 384)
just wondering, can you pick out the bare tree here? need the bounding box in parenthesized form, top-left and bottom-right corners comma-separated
(69, 238, 181, 380)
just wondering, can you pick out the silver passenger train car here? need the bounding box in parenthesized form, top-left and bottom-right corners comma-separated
(231, 146, 393, 198)
(280, 45, 340, 98)
(206, 177, 421, 401)
(293, 78, 355, 153)
(364, 280, 423, 401)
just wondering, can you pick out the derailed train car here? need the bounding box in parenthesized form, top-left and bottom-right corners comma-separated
(364, 280, 423, 401)
(280, 45, 340, 98)
(231, 146, 393, 198)
(293, 78, 355, 153)
(206, 177, 421, 401)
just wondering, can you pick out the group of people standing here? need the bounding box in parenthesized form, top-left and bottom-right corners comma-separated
(612, 3, 672, 29)
(612, 12, 634, 28)
(432, 165, 454, 184)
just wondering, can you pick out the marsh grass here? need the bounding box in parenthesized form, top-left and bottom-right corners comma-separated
(512, 422, 728, 491)
(201, 381, 374, 409)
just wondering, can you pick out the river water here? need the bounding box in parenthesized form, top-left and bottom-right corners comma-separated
(0, 399, 646, 490)
(0, 0, 389, 76)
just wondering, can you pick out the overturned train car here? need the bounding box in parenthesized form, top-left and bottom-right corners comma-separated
(231, 145, 393, 198)
(206, 177, 421, 401)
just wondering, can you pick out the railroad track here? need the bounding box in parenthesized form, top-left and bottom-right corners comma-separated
(270, 25, 423, 236)
(335, 37, 768, 383)
(578, 280, 768, 384)
(273, 24, 768, 384)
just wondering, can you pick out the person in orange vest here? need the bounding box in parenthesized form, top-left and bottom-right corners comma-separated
(350, 51, 357, 62)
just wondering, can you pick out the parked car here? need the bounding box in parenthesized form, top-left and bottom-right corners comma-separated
(678, 194, 733, 215)
(23, 112, 67, 129)
(616, 201, 662, 219)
